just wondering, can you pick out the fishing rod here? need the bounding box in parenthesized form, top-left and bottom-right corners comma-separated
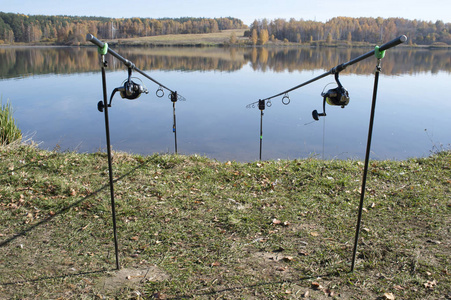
(87, 34, 185, 154)
(249, 35, 406, 107)
(87, 34, 185, 270)
(247, 35, 407, 272)
(247, 36, 406, 157)
(87, 34, 177, 94)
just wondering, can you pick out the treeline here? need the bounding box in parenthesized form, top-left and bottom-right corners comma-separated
(247, 17, 451, 45)
(1, 12, 450, 46)
(0, 12, 245, 45)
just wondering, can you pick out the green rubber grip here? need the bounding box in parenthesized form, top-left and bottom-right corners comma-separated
(374, 45, 386, 59)
(98, 43, 108, 55)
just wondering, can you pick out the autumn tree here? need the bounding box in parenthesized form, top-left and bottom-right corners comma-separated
(259, 29, 269, 45)
(326, 33, 332, 44)
(251, 28, 258, 45)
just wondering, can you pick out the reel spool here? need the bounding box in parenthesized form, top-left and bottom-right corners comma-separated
(312, 73, 350, 121)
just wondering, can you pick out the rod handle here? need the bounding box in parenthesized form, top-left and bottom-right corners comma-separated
(379, 35, 407, 51)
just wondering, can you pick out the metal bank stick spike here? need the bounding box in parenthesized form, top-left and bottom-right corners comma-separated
(98, 46, 120, 270)
(258, 99, 265, 161)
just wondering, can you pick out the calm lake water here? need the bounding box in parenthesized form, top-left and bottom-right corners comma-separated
(0, 46, 450, 161)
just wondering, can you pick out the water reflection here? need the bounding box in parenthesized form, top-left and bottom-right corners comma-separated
(0, 46, 450, 161)
(1, 46, 450, 79)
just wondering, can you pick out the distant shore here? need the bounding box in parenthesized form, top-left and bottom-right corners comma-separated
(2, 29, 450, 49)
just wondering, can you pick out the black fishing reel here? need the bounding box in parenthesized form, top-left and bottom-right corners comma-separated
(98, 68, 148, 112)
(312, 73, 350, 120)
(119, 78, 148, 100)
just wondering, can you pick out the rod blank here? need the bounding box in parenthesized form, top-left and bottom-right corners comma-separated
(259, 35, 407, 103)
(86, 34, 174, 93)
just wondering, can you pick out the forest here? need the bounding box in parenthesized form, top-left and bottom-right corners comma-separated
(247, 17, 451, 46)
(0, 12, 245, 44)
(0, 12, 450, 46)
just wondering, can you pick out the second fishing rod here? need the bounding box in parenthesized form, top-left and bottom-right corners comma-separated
(247, 35, 407, 160)
(248, 35, 407, 273)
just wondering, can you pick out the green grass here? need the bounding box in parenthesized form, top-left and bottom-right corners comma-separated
(0, 145, 450, 299)
(0, 98, 22, 145)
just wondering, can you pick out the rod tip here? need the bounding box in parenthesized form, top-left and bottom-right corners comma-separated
(400, 35, 408, 43)
(86, 33, 94, 41)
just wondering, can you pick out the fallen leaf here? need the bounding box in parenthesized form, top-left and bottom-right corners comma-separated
(424, 280, 437, 289)
(211, 262, 221, 267)
(152, 292, 166, 299)
(426, 240, 441, 244)
(311, 282, 323, 290)
(302, 290, 309, 298)
(383, 292, 395, 300)
(272, 218, 282, 225)
(324, 289, 334, 296)
(282, 256, 293, 262)
(310, 232, 319, 237)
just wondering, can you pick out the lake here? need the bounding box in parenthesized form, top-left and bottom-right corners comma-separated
(0, 45, 450, 162)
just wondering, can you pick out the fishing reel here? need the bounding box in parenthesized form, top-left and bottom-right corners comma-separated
(312, 73, 350, 120)
(98, 68, 149, 112)
(118, 78, 148, 100)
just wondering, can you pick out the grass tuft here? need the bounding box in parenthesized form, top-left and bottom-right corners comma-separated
(0, 98, 22, 145)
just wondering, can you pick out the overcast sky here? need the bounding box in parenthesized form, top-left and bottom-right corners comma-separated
(1, 0, 449, 25)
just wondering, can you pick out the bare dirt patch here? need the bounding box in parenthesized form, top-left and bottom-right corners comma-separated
(97, 266, 169, 293)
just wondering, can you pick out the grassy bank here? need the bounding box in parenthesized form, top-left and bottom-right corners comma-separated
(0, 145, 449, 299)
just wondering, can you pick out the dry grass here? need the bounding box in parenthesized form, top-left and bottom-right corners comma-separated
(104, 29, 248, 47)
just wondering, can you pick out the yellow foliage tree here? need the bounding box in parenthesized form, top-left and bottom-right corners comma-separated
(259, 29, 269, 45)
(251, 29, 258, 45)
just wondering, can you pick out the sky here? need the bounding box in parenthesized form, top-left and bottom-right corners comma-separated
(1, 0, 450, 25)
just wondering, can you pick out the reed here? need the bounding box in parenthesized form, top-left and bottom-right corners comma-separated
(0, 98, 22, 145)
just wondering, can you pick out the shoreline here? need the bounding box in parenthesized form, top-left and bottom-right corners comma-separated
(1, 29, 450, 49)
